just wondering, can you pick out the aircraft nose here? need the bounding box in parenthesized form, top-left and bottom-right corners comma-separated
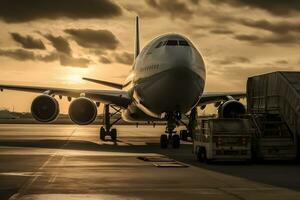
(172, 58, 191, 69)
(138, 66, 204, 114)
(167, 48, 193, 70)
(165, 46, 205, 79)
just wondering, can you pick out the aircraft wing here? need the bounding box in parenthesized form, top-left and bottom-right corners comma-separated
(0, 84, 131, 108)
(198, 92, 246, 106)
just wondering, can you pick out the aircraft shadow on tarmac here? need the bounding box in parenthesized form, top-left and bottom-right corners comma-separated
(1, 138, 300, 191)
(0, 138, 176, 153)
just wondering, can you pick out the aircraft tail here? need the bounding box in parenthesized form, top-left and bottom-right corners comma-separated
(134, 16, 140, 60)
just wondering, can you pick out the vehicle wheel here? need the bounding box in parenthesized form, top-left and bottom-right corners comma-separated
(180, 130, 188, 141)
(197, 148, 205, 162)
(160, 134, 168, 148)
(172, 134, 180, 149)
(197, 148, 203, 162)
(100, 126, 106, 141)
(202, 149, 212, 164)
(110, 128, 117, 141)
(245, 159, 252, 165)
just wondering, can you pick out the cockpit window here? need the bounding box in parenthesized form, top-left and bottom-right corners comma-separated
(155, 39, 189, 49)
(155, 41, 163, 48)
(166, 40, 178, 46)
(179, 40, 189, 46)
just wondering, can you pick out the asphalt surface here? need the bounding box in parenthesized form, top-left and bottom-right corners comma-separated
(0, 124, 300, 200)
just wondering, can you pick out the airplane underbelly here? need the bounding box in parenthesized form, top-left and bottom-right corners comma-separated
(122, 103, 161, 122)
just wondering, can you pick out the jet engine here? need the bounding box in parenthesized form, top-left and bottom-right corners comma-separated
(68, 97, 97, 125)
(31, 95, 59, 122)
(218, 100, 246, 118)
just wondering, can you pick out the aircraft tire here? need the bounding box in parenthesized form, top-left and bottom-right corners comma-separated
(180, 130, 188, 141)
(172, 135, 180, 149)
(100, 126, 106, 141)
(111, 128, 117, 141)
(160, 134, 168, 148)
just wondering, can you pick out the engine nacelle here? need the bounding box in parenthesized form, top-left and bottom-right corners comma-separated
(218, 100, 246, 118)
(31, 95, 59, 122)
(68, 97, 97, 125)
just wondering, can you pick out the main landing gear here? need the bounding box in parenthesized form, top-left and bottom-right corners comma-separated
(160, 112, 181, 149)
(99, 104, 121, 141)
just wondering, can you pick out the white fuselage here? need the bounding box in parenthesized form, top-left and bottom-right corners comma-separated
(121, 33, 206, 122)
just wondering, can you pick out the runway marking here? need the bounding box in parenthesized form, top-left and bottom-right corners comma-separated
(48, 175, 57, 183)
(217, 187, 246, 200)
(153, 162, 189, 167)
(138, 155, 189, 168)
(9, 153, 57, 200)
(9, 128, 78, 200)
(48, 155, 66, 183)
(0, 172, 42, 177)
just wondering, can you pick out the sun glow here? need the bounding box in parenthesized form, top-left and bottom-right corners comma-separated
(66, 74, 83, 84)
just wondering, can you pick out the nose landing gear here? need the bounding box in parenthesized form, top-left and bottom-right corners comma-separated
(160, 112, 181, 149)
(160, 108, 198, 149)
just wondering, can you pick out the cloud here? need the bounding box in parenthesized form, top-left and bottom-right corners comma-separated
(0, 0, 122, 23)
(190, 0, 200, 5)
(238, 19, 300, 35)
(210, 65, 296, 82)
(205, 15, 300, 45)
(0, 49, 58, 62)
(99, 56, 112, 64)
(114, 52, 133, 65)
(0, 48, 88, 67)
(123, 3, 155, 19)
(207, 12, 300, 35)
(145, 0, 193, 19)
(201, 9, 300, 46)
(10, 33, 46, 50)
(212, 56, 250, 65)
(0, 49, 35, 61)
(209, 0, 300, 16)
(59, 54, 90, 68)
(42, 34, 92, 67)
(44, 34, 72, 55)
(275, 60, 289, 65)
(214, 16, 300, 34)
(207, 65, 296, 92)
(36, 52, 59, 62)
(64, 29, 119, 50)
(195, 11, 300, 46)
(233, 34, 300, 45)
(210, 29, 234, 35)
(234, 34, 260, 42)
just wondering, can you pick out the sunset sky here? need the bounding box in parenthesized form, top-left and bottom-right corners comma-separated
(0, 0, 299, 113)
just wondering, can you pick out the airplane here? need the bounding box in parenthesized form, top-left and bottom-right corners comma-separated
(0, 17, 246, 148)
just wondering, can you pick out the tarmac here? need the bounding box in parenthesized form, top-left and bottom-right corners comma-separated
(1, 124, 300, 200)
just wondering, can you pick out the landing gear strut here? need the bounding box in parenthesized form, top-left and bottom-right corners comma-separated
(100, 104, 121, 141)
(179, 107, 198, 141)
(160, 112, 181, 149)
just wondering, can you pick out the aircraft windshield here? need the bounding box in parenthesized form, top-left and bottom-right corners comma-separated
(155, 40, 190, 48)
(166, 40, 178, 45)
